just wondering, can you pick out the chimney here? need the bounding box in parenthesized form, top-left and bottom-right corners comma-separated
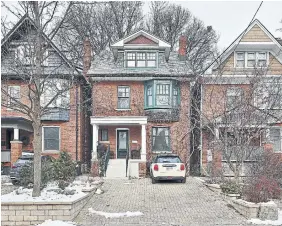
(83, 37, 91, 75)
(178, 35, 187, 61)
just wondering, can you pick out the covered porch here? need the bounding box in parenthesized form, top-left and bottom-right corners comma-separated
(90, 116, 148, 178)
(1, 117, 33, 171)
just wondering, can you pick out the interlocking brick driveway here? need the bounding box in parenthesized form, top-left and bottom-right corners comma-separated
(75, 177, 249, 226)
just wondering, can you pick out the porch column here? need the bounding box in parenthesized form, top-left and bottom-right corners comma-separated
(92, 124, 99, 160)
(13, 128, 19, 140)
(141, 124, 146, 161)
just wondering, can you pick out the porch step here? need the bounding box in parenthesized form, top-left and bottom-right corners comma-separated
(106, 159, 127, 178)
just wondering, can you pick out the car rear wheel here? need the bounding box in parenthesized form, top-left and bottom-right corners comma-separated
(181, 178, 186, 183)
(152, 177, 157, 184)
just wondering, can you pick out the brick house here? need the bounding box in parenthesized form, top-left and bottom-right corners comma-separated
(1, 15, 90, 172)
(85, 30, 193, 178)
(191, 19, 282, 176)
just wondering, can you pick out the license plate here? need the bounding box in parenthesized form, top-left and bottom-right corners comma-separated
(166, 167, 173, 171)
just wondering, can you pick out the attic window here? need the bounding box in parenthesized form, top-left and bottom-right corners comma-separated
(16, 45, 48, 66)
(125, 52, 157, 68)
(235, 52, 268, 68)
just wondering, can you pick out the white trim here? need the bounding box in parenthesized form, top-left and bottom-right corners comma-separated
(91, 116, 147, 125)
(214, 19, 282, 70)
(42, 126, 60, 153)
(116, 128, 130, 159)
(111, 30, 171, 48)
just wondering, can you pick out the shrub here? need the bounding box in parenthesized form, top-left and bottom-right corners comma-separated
(243, 176, 281, 203)
(52, 151, 76, 183)
(19, 156, 54, 188)
(220, 180, 242, 194)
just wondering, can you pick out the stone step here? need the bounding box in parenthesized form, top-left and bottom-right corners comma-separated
(106, 159, 127, 178)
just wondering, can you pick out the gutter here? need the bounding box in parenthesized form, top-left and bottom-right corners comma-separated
(75, 84, 78, 161)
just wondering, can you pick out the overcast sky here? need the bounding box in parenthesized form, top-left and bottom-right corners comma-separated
(2, 1, 282, 51)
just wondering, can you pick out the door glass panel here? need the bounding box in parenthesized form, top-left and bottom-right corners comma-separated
(118, 132, 127, 149)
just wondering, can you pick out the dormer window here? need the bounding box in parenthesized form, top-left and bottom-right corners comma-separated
(125, 52, 157, 68)
(235, 52, 268, 68)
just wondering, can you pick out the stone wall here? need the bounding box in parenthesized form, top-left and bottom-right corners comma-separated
(1, 189, 95, 226)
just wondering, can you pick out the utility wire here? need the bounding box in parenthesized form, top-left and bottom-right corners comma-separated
(201, 1, 264, 75)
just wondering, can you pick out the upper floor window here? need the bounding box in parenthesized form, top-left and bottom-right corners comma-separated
(117, 86, 130, 109)
(269, 128, 282, 153)
(40, 79, 70, 109)
(254, 83, 282, 109)
(226, 88, 243, 111)
(16, 45, 48, 66)
(145, 80, 180, 109)
(7, 86, 20, 109)
(235, 52, 267, 68)
(125, 52, 157, 68)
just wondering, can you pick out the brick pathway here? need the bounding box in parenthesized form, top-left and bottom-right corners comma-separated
(75, 177, 250, 226)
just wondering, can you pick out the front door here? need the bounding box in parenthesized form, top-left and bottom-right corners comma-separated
(117, 130, 128, 159)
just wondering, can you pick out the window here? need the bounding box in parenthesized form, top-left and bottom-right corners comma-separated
(41, 79, 70, 108)
(226, 88, 243, 111)
(100, 129, 108, 141)
(269, 128, 282, 153)
(43, 127, 60, 151)
(155, 156, 181, 163)
(254, 83, 282, 109)
(144, 80, 180, 109)
(117, 86, 130, 109)
(152, 127, 170, 152)
(236, 52, 245, 67)
(235, 52, 268, 68)
(125, 52, 157, 68)
(156, 84, 170, 106)
(8, 86, 20, 108)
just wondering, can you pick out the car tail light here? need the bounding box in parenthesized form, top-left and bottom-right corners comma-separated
(180, 164, 185, 171)
(153, 164, 159, 171)
(12, 165, 17, 169)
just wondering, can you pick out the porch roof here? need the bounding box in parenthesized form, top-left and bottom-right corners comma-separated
(90, 116, 147, 125)
(1, 117, 33, 132)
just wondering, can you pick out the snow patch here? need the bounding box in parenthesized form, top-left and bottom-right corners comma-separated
(247, 209, 282, 225)
(88, 208, 144, 218)
(36, 219, 77, 226)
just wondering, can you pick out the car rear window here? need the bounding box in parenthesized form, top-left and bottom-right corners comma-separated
(156, 156, 181, 163)
(16, 159, 32, 165)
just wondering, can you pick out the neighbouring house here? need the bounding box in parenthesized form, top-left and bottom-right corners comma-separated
(191, 19, 282, 176)
(85, 30, 194, 178)
(1, 15, 91, 173)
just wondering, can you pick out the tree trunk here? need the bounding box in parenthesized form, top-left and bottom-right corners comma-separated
(32, 120, 42, 197)
(234, 164, 240, 184)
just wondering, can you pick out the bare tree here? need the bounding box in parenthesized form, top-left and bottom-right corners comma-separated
(1, 1, 79, 197)
(54, 1, 144, 67)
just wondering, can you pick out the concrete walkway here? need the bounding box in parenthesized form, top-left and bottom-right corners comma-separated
(75, 177, 249, 226)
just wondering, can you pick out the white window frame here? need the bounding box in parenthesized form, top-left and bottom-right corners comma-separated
(42, 126, 60, 153)
(124, 50, 158, 68)
(7, 85, 20, 111)
(268, 127, 282, 153)
(234, 51, 269, 68)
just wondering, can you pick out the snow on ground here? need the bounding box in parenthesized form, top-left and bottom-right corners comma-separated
(247, 210, 282, 225)
(1, 181, 87, 203)
(1, 175, 11, 183)
(88, 208, 144, 218)
(37, 220, 77, 226)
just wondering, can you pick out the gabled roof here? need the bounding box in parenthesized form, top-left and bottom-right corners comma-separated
(111, 30, 171, 48)
(1, 14, 79, 72)
(214, 19, 282, 69)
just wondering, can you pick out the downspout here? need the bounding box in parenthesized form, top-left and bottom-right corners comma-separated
(75, 84, 78, 161)
(200, 81, 203, 175)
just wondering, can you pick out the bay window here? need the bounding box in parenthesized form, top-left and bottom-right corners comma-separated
(144, 80, 180, 109)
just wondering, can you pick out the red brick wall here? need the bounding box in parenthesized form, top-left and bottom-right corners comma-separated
(93, 81, 190, 167)
(1, 80, 87, 162)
